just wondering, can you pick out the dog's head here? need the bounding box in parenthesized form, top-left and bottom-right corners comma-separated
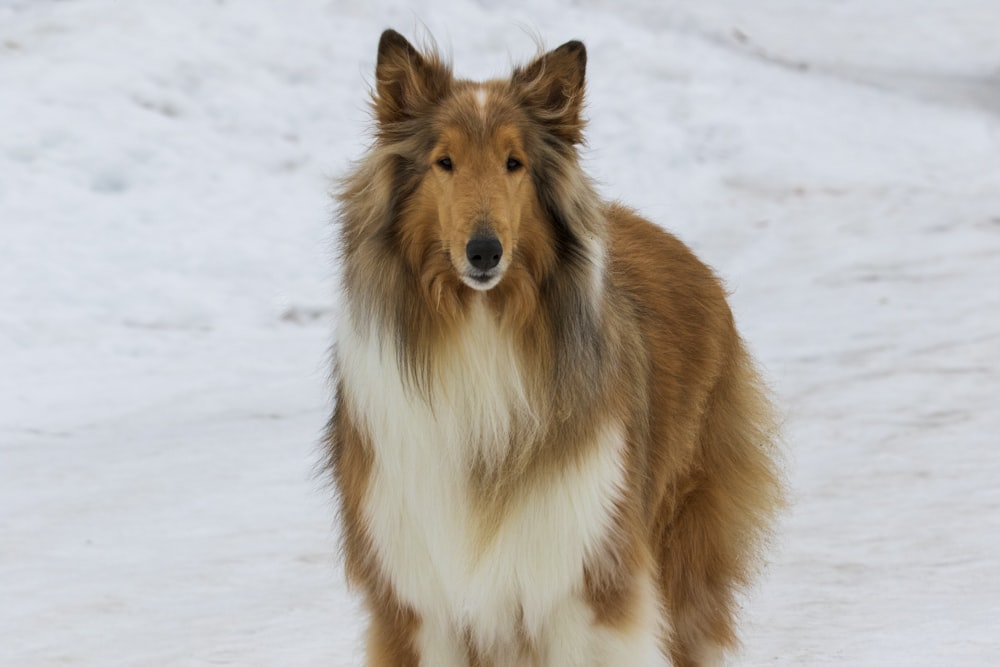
(371, 30, 589, 298)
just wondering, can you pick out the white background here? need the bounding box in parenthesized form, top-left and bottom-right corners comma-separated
(2, 1, 999, 664)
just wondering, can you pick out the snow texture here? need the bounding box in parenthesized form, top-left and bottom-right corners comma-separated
(2, 1, 999, 664)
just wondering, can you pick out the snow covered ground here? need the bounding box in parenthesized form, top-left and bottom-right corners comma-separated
(2, 1, 998, 664)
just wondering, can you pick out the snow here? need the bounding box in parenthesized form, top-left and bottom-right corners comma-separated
(2, 1, 999, 664)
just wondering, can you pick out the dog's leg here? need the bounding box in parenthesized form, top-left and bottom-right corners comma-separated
(533, 594, 593, 666)
(659, 479, 740, 667)
(590, 569, 670, 667)
(413, 617, 467, 667)
(537, 571, 668, 667)
(363, 601, 420, 667)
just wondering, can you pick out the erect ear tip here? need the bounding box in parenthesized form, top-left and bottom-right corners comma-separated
(379, 28, 405, 46)
(557, 40, 587, 64)
(552, 40, 586, 84)
(378, 29, 416, 64)
(559, 40, 586, 54)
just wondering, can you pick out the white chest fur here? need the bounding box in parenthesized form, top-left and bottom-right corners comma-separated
(337, 300, 630, 657)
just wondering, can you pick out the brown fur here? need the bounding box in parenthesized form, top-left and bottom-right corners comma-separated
(327, 29, 784, 666)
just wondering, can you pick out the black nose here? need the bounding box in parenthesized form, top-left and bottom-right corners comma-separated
(466, 236, 503, 271)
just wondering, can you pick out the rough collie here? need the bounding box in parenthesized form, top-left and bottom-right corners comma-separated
(327, 29, 784, 667)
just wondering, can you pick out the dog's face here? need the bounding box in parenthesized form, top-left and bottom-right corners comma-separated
(373, 31, 587, 295)
(424, 93, 532, 291)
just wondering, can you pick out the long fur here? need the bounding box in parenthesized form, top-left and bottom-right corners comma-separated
(327, 30, 784, 667)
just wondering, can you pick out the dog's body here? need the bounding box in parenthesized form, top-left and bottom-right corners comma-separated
(328, 30, 783, 666)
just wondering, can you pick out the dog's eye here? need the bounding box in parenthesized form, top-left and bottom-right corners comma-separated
(436, 157, 453, 171)
(506, 157, 522, 172)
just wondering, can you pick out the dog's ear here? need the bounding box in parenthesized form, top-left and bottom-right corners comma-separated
(511, 40, 587, 144)
(374, 29, 450, 126)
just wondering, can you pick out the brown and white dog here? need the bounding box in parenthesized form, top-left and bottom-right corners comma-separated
(327, 29, 784, 667)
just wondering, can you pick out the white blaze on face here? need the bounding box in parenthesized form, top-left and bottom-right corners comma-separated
(474, 85, 488, 117)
